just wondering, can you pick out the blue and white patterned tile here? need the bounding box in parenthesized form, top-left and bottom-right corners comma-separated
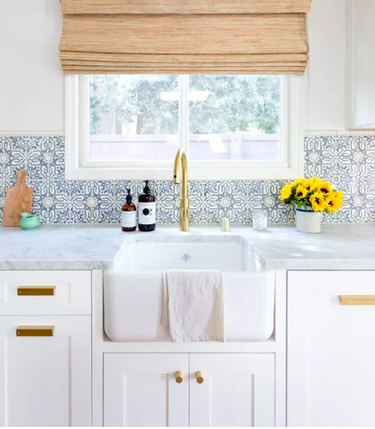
(154, 182, 179, 223)
(51, 180, 88, 224)
(95, 181, 123, 223)
(2, 136, 39, 182)
(0, 137, 4, 220)
(1, 135, 375, 224)
(1, 136, 65, 184)
(231, 181, 261, 223)
(0, 188, 3, 222)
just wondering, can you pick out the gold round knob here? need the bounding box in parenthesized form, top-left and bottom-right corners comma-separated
(195, 371, 204, 384)
(175, 371, 183, 384)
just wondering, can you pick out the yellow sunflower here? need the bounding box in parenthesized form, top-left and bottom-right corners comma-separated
(280, 177, 343, 216)
(319, 181, 332, 194)
(309, 177, 323, 191)
(293, 178, 309, 188)
(280, 183, 293, 201)
(295, 184, 308, 200)
(337, 191, 344, 209)
(309, 191, 327, 212)
(325, 191, 344, 213)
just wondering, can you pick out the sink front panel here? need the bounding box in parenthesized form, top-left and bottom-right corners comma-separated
(104, 270, 275, 342)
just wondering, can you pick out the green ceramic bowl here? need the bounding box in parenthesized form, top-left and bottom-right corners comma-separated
(19, 212, 41, 230)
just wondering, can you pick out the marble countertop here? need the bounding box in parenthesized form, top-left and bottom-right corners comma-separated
(0, 223, 374, 270)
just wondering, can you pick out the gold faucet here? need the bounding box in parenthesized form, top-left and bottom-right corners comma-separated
(173, 149, 190, 232)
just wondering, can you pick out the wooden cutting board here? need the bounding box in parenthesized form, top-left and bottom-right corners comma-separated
(3, 170, 33, 227)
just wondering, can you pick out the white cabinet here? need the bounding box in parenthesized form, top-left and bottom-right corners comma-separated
(0, 270, 91, 315)
(288, 271, 375, 426)
(347, 0, 375, 129)
(0, 316, 91, 427)
(104, 353, 275, 427)
(190, 354, 274, 427)
(104, 354, 189, 427)
(0, 270, 92, 427)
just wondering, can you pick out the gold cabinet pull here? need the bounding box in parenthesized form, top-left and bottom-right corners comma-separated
(195, 371, 204, 384)
(16, 326, 54, 337)
(175, 371, 183, 384)
(17, 286, 55, 296)
(339, 295, 375, 305)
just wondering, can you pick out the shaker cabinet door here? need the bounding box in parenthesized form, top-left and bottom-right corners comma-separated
(104, 353, 189, 427)
(288, 271, 375, 426)
(189, 353, 275, 427)
(348, 0, 375, 129)
(0, 316, 91, 427)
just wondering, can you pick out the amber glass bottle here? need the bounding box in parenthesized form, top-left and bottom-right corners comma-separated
(121, 189, 137, 232)
(138, 180, 156, 232)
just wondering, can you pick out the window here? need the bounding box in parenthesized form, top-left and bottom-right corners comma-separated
(66, 74, 304, 179)
(89, 75, 180, 162)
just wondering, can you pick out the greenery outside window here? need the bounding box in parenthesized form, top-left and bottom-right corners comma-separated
(65, 74, 304, 180)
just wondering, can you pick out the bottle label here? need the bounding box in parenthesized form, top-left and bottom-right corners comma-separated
(121, 211, 137, 228)
(138, 202, 156, 225)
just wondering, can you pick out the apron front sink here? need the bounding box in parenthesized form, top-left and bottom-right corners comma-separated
(105, 234, 275, 342)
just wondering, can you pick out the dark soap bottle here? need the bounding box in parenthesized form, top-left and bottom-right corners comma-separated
(121, 189, 137, 232)
(138, 180, 156, 232)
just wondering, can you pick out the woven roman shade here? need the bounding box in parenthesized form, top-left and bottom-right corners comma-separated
(60, 0, 311, 75)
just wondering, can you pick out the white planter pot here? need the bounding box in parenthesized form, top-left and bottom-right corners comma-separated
(296, 209, 321, 234)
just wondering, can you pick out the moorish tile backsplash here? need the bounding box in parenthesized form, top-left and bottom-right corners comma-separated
(0, 135, 374, 224)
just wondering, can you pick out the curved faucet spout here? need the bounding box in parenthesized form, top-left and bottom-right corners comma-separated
(173, 149, 190, 232)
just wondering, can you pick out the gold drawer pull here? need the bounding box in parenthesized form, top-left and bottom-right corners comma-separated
(16, 326, 54, 337)
(175, 371, 183, 384)
(17, 286, 55, 296)
(195, 371, 204, 384)
(339, 295, 375, 305)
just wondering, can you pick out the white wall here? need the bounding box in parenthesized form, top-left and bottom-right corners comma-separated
(0, 0, 347, 133)
(0, 0, 64, 132)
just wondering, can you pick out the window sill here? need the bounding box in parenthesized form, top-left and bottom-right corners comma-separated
(65, 163, 303, 181)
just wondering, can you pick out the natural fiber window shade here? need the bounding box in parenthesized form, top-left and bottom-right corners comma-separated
(60, 0, 311, 75)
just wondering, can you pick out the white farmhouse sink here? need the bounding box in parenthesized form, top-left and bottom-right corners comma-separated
(112, 234, 260, 272)
(104, 234, 275, 342)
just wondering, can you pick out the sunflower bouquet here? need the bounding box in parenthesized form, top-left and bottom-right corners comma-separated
(280, 177, 343, 214)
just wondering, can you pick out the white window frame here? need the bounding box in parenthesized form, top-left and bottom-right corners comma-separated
(65, 74, 305, 180)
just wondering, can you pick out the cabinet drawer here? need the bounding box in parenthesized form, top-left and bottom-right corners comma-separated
(0, 315, 91, 426)
(0, 271, 91, 315)
(289, 270, 375, 306)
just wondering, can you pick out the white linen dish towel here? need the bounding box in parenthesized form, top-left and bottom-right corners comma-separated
(161, 270, 225, 342)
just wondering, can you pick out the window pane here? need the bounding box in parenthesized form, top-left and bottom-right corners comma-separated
(89, 75, 179, 161)
(189, 75, 282, 161)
